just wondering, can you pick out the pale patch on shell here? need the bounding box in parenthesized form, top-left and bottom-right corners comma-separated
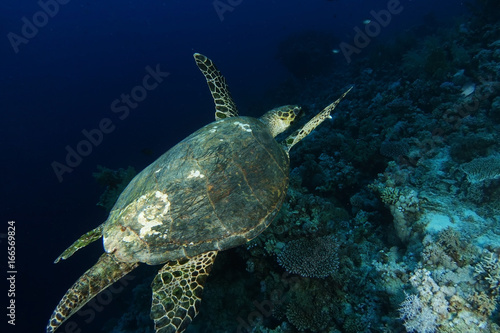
(136, 191, 171, 238)
(155, 191, 169, 206)
(123, 235, 136, 242)
(138, 214, 162, 238)
(234, 122, 252, 132)
(210, 126, 218, 133)
(187, 169, 205, 179)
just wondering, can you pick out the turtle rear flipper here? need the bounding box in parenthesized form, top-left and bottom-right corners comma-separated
(54, 224, 104, 263)
(151, 251, 217, 333)
(47, 253, 138, 333)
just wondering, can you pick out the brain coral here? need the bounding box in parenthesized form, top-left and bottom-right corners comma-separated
(277, 235, 339, 278)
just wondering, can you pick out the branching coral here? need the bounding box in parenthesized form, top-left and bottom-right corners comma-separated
(468, 291, 497, 317)
(399, 293, 438, 333)
(474, 251, 500, 296)
(398, 263, 499, 333)
(436, 227, 475, 266)
(369, 182, 420, 242)
(286, 299, 330, 332)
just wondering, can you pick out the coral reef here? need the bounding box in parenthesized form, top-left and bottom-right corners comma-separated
(461, 154, 500, 183)
(109, 5, 500, 333)
(276, 235, 339, 278)
(380, 140, 410, 159)
(369, 176, 421, 243)
(399, 293, 438, 333)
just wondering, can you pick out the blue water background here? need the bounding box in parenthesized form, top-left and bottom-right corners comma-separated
(0, 0, 468, 332)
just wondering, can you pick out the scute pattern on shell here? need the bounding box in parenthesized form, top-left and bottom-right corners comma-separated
(103, 116, 290, 265)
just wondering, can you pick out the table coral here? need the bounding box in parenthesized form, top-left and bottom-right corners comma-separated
(461, 155, 500, 183)
(277, 235, 339, 278)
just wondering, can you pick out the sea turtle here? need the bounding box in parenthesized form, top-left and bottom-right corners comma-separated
(47, 53, 351, 333)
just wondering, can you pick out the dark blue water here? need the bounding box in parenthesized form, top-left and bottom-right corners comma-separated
(1, 0, 472, 332)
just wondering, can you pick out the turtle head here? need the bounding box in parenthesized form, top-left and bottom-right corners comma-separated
(259, 105, 301, 138)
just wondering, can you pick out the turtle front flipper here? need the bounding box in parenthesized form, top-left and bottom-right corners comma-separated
(151, 250, 217, 333)
(193, 53, 239, 120)
(47, 253, 138, 333)
(283, 86, 353, 152)
(54, 224, 104, 263)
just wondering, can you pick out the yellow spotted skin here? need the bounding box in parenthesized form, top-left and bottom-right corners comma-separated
(151, 251, 217, 333)
(284, 86, 353, 152)
(46, 254, 138, 333)
(53, 224, 104, 263)
(259, 105, 301, 138)
(194, 53, 238, 120)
